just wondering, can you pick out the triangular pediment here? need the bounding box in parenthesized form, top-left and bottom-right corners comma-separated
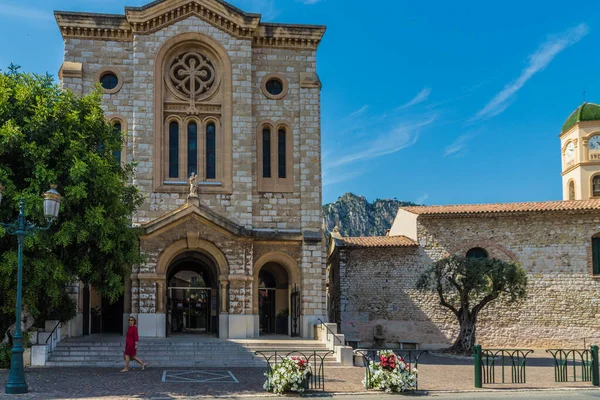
(55, 0, 325, 49)
(125, 0, 261, 38)
(141, 199, 250, 239)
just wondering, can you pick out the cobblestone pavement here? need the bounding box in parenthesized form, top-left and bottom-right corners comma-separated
(0, 352, 595, 399)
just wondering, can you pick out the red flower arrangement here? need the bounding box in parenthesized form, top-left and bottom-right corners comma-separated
(379, 354, 405, 371)
(291, 356, 308, 371)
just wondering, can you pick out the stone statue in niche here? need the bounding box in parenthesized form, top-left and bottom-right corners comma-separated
(188, 172, 198, 198)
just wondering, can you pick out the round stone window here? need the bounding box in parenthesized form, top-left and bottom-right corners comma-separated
(261, 73, 288, 100)
(96, 68, 124, 94)
(100, 72, 119, 90)
(265, 78, 283, 96)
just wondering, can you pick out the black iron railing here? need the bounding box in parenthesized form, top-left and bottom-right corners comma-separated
(255, 349, 334, 391)
(354, 348, 427, 390)
(45, 321, 61, 344)
(317, 318, 344, 347)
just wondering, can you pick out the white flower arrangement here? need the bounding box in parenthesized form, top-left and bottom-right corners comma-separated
(363, 350, 418, 393)
(263, 356, 312, 394)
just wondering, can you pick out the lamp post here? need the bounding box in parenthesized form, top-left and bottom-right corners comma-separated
(2, 185, 61, 395)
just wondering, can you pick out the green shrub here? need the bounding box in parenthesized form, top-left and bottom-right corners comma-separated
(0, 343, 11, 369)
(36, 291, 77, 325)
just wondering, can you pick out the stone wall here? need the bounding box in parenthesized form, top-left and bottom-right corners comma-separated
(334, 211, 600, 349)
(335, 246, 454, 348)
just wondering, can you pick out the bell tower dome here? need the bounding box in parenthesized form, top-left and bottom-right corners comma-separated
(561, 102, 600, 200)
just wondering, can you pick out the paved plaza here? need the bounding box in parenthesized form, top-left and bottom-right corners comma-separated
(1, 351, 597, 399)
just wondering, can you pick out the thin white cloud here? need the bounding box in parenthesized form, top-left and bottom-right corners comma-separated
(396, 88, 432, 110)
(329, 116, 436, 167)
(415, 193, 429, 205)
(302, 0, 323, 3)
(323, 169, 365, 186)
(472, 23, 589, 122)
(345, 105, 369, 120)
(444, 133, 475, 157)
(0, 3, 53, 21)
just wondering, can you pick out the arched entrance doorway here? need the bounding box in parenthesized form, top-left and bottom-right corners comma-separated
(258, 263, 289, 335)
(166, 251, 219, 336)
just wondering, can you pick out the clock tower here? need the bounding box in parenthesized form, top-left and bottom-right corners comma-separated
(561, 102, 600, 200)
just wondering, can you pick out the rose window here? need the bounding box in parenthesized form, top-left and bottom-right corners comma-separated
(169, 52, 217, 99)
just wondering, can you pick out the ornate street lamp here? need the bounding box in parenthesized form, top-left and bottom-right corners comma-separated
(2, 185, 61, 395)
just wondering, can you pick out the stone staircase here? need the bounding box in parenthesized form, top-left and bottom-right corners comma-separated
(46, 336, 339, 368)
(234, 338, 341, 367)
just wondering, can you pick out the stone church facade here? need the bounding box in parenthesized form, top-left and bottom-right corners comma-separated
(328, 104, 600, 349)
(55, 0, 326, 339)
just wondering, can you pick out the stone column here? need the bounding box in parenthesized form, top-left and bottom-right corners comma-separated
(156, 280, 165, 313)
(219, 279, 229, 338)
(219, 280, 229, 313)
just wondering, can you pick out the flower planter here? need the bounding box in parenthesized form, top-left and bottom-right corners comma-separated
(363, 350, 417, 393)
(263, 356, 312, 394)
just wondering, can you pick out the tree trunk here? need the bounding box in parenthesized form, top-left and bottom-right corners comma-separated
(449, 314, 477, 355)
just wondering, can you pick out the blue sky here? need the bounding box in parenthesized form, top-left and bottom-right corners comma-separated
(1, 0, 599, 205)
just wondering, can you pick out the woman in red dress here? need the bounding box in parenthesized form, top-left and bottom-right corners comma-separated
(121, 316, 147, 372)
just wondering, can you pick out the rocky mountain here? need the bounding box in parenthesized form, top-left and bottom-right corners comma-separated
(322, 193, 418, 237)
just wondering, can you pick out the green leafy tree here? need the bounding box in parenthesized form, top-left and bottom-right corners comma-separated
(0, 65, 144, 334)
(416, 255, 527, 354)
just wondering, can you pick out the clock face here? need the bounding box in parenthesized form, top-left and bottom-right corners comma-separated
(566, 142, 575, 158)
(590, 135, 600, 150)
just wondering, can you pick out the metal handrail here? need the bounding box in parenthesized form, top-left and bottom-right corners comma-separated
(45, 321, 61, 344)
(317, 318, 344, 347)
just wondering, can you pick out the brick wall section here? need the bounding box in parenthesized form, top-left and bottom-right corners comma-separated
(333, 211, 600, 348)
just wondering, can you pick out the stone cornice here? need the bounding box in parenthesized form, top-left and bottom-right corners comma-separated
(54, 12, 133, 41)
(54, 0, 326, 50)
(253, 23, 325, 50)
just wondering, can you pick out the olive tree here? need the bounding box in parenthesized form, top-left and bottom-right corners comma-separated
(416, 255, 527, 354)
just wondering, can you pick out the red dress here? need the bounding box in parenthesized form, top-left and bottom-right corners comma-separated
(125, 325, 138, 357)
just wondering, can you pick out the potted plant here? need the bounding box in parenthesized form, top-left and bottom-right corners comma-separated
(363, 350, 417, 393)
(264, 356, 311, 394)
(276, 308, 289, 335)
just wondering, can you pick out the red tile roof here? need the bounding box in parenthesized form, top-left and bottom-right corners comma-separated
(336, 236, 418, 248)
(400, 200, 600, 216)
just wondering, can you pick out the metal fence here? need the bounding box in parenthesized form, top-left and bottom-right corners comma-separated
(255, 349, 334, 391)
(354, 349, 427, 390)
(546, 347, 599, 384)
(474, 344, 600, 388)
(474, 345, 534, 387)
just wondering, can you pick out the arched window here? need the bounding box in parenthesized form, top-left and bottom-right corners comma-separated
(206, 122, 216, 180)
(187, 121, 197, 177)
(169, 121, 179, 178)
(568, 180, 575, 200)
(466, 247, 488, 259)
(593, 236, 600, 275)
(154, 37, 233, 193)
(262, 127, 271, 178)
(112, 121, 122, 163)
(257, 122, 293, 193)
(593, 176, 600, 197)
(278, 128, 286, 179)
